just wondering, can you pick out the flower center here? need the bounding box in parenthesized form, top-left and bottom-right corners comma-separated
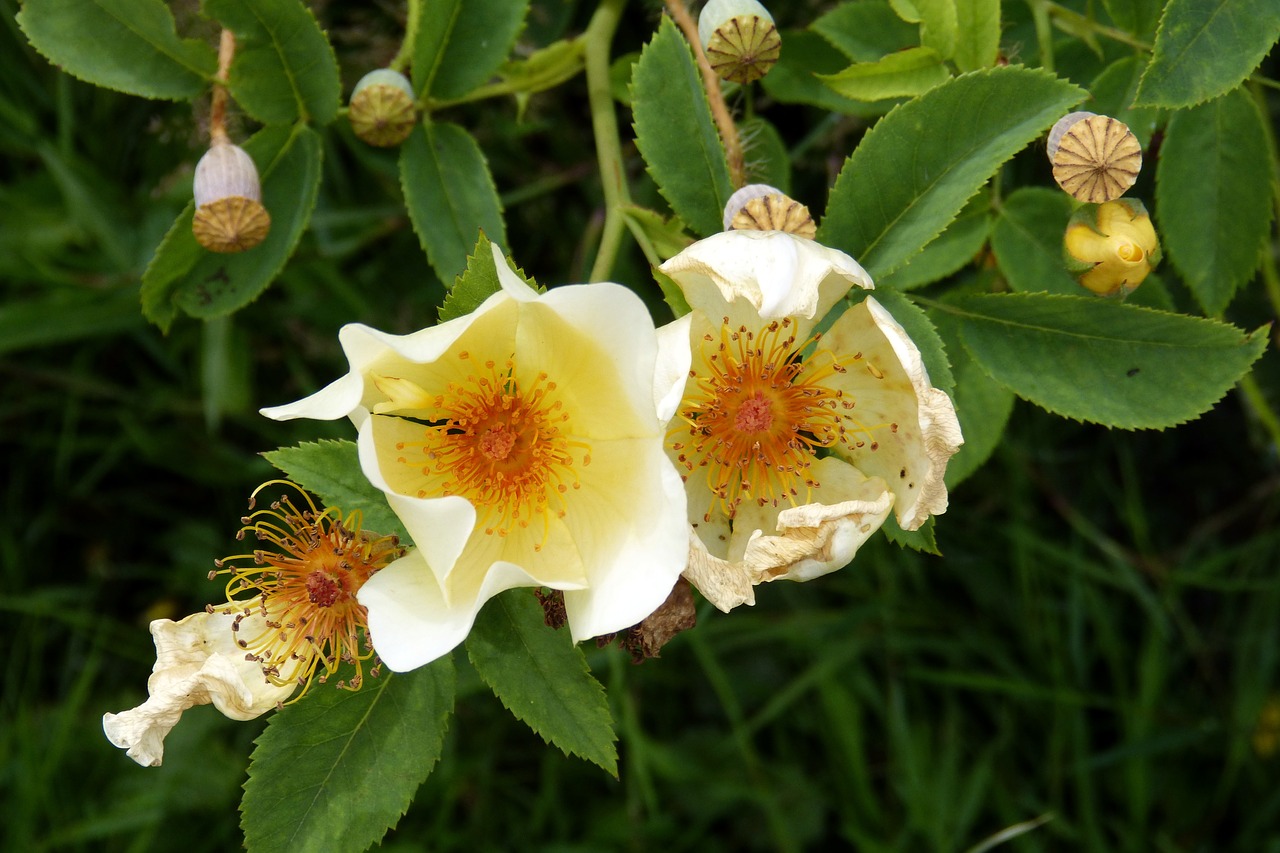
(672, 317, 891, 522)
(1114, 238, 1144, 263)
(394, 353, 587, 546)
(210, 482, 404, 698)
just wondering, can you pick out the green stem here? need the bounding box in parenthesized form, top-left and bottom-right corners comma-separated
(584, 0, 631, 282)
(1042, 1, 1151, 52)
(1026, 0, 1055, 73)
(1238, 373, 1280, 452)
(389, 0, 421, 74)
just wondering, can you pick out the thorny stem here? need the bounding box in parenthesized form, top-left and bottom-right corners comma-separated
(585, 0, 631, 282)
(209, 29, 235, 145)
(663, 0, 746, 188)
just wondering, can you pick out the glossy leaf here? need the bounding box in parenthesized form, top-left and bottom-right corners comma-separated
(877, 193, 990, 291)
(954, 0, 1001, 72)
(16, 0, 215, 99)
(811, 1, 920, 61)
(205, 0, 341, 126)
(818, 47, 952, 102)
(1155, 87, 1273, 316)
(989, 187, 1079, 296)
(438, 233, 536, 323)
(631, 17, 733, 238)
(954, 293, 1268, 428)
(241, 659, 455, 853)
(400, 122, 506, 287)
(466, 590, 618, 775)
(915, 0, 958, 60)
(262, 440, 408, 542)
(819, 67, 1085, 280)
(412, 0, 530, 101)
(1134, 0, 1280, 108)
(762, 30, 891, 117)
(140, 124, 323, 330)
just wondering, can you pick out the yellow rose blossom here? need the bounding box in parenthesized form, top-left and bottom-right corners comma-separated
(261, 245, 690, 671)
(1063, 198, 1161, 296)
(658, 230, 963, 611)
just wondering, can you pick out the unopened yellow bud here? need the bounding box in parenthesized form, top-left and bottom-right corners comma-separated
(1063, 198, 1161, 296)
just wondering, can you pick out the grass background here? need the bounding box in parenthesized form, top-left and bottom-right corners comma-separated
(2, 0, 1278, 850)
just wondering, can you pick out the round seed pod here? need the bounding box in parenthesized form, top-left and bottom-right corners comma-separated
(698, 0, 781, 85)
(349, 69, 417, 148)
(723, 183, 816, 239)
(192, 142, 270, 253)
(1047, 112, 1142, 203)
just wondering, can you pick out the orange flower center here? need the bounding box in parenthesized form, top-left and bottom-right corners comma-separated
(394, 352, 587, 547)
(672, 317, 891, 522)
(210, 482, 404, 698)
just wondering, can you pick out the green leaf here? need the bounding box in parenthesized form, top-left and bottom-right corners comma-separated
(204, 0, 341, 125)
(1155, 87, 1274, 316)
(954, 0, 1001, 72)
(882, 515, 939, 554)
(241, 659, 455, 853)
(811, 1, 920, 61)
(877, 192, 990, 291)
(818, 66, 1086, 280)
(412, 0, 530, 101)
(953, 293, 1268, 429)
(401, 122, 506, 287)
(620, 205, 695, 262)
(437, 233, 537, 323)
(1134, 0, 1280, 108)
(631, 17, 733, 238)
(1089, 57, 1161, 148)
(140, 124, 323, 330)
(988, 187, 1079, 296)
(262, 440, 408, 541)
(761, 30, 892, 117)
(16, 0, 215, 100)
(1102, 0, 1162, 37)
(915, 0, 959, 60)
(465, 589, 618, 775)
(818, 47, 952, 102)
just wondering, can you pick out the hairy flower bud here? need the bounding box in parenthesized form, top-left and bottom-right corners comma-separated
(1047, 112, 1142, 203)
(348, 69, 417, 148)
(1063, 198, 1161, 296)
(191, 142, 270, 253)
(697, 0, 781, 85)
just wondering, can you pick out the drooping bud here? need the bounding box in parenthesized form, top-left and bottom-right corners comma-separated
(191, 142, 270, 253)
(348, 69, 417, 148)
(1047, 111, 1142, 203)
(722, 183, 816, 239)
(697, 0, 781, 85)
(1062, 198, 1161, 297)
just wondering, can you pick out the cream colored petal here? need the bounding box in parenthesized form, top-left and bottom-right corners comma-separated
(561, 436, 687, 641)
(655, 314, 694, 423)
(102, 607, 296, 767)
(659, 230, 873, 336)
(821, 296, 963, 531)
(683, 528, 757, 612)
(736, 458, 893, 583)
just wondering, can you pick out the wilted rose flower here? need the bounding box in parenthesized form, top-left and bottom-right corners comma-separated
(659, 230, 963, 610)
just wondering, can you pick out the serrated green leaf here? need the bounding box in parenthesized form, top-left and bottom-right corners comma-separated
(140, 124, 323, 330)
(819, 67, 1085, 281)
(1155, 87, 1273, 316)
(877, 193, 990, 291)
(762, 30, 892, 117)
(401, 122, 506, 287)
(1103, 0, 1162, 38)
(932, 298, 1015, 488)
(953, 293, 1268, 428)
(262, 440, 408, 541)
(466, 589, 618, 775)
(954, 0, 1001, 71)
(848, 288, 955, 397)
(16, 0, 216, 100)
(915, 0, 959, 60)
(413, 0, 530, 101)
(989, 187, 1079, 296)
(204, 0, 341, 125)
(1089, 57, 1161, 148)
(1134, 0, 1280, 108)
(437, 233, 536, 322)
(241, 659, 455, 853)
(882, 515, 939, 554)
(818, 47, 952, 102)
(631, 17, 733, 238)
(811, 1, 920, 61)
